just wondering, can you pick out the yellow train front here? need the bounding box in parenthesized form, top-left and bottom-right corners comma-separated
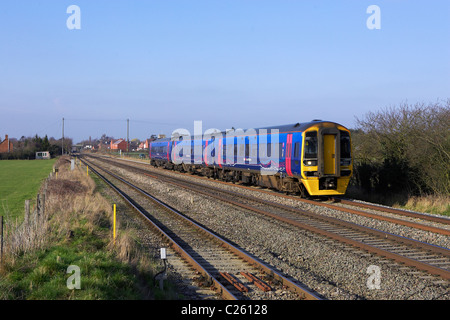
(253, 120, 353, 197)
(297, 121, 352, 196)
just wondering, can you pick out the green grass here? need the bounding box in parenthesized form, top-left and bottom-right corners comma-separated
(0, 224, 144, 300)
(0, 159, 56, 220)
(0, 159, 183, 300)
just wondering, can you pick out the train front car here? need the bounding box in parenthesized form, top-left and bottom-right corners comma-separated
(297, 121, 352, 197)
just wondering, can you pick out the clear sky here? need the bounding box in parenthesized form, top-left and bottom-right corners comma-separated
(0, 0, 449, 143)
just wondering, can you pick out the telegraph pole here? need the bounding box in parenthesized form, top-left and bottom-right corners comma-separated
(62, 117, 65, 155)
(127, 118, 129, 154)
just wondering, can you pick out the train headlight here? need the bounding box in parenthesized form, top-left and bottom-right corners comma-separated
(303, 160, 318, 166)
(340, 158, 351, 166)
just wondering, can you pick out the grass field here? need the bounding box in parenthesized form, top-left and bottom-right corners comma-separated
(0, 159, 56, 220)
(0, 157, 178, 300)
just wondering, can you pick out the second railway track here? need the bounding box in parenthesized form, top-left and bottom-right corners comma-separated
(82, 154, 450, 299)
(80, 157, 320, 300)
(86, 155, 450, 281)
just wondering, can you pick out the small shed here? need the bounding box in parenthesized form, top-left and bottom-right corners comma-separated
(36, 151, 51, 160)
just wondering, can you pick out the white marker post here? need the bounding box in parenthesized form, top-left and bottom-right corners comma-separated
(157, 248, 168, 290)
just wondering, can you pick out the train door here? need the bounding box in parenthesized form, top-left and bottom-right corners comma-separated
(285, 133, 293, 176)
(247, 134, 257, 166)
(323, 134, 336, 175)
(291, 133, 302, 175)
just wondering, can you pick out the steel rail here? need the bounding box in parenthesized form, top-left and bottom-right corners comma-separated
(108, 162, 450, 280)
(332, 197, 450, 226)
(81, 157, 321, 300)
(80, 158, 237, 300)
(94, 155, 450, 235)
(85, 155, 450, 280)
(140, 171, 450, 260)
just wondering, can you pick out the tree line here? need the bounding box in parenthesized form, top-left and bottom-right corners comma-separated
(351, 100, 449, 198)
(0, 135, 72, 160)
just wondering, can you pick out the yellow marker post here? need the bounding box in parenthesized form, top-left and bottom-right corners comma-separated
(113, 204, 116, 244)
(86, 165, 89, 176)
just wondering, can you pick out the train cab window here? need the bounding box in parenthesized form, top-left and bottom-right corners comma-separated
(304, 132, 317, 166)
(340, 131, 351, 166)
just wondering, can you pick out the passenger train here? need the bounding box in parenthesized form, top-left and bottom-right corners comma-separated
(149, 120, 352, 197)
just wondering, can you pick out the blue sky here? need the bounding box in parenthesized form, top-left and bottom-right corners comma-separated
(0, 1, 449, 143)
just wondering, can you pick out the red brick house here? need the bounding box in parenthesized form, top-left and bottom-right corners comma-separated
(0, 135, 13, 153)
(110, 139, 127, 152)
(137, 139, 151, 151)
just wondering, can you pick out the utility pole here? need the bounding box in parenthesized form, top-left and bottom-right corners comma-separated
(62, 117, 65, 155)
(127, 118, 129, 154)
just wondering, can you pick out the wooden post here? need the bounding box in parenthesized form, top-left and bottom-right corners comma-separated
(113, 204, 116, 244)
(0, 216, 4, 265)
(40, 194, 45, 216)
(37, 194, 41, 216)
(25, 200, 30, 224)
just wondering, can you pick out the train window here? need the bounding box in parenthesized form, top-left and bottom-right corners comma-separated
(251, 144, 257, 158)
(304, 132, 317, 159)
(294, 142, 300, 158)
(178, 143, 183, 157)
(239, 140, 245, 157)
(245, 143, 249, 158)
(340, 131, 351, 159)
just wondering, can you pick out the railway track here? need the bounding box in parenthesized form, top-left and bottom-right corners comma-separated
(80, 157, 320, 300)
(330, 197, 450, 228)
(97, 155, 450, 235)
(85, 155, 450, 283)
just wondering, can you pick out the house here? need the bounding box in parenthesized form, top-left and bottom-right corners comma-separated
(36, 151, 51, 160)
(0, 135, 13, 153)
(137, 139, 152, 151)
(110, 139, 127, 152)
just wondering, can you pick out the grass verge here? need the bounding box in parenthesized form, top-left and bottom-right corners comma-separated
(0, 156, 180, 300)
(346, 186, 450, 216)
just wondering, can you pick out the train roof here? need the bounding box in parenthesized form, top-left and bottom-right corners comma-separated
(151, 120, 347, 142)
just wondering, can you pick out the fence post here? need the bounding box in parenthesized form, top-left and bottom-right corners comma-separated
(25, 200, 30, 224)
(41, 194, 45, 217)
(0, 215, 3, 265)
(113, 204, 116, 244)
(37, 194, 41, 216)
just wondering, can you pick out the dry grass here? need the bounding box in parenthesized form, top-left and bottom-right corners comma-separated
(0, 156, 111, 267)
(396, 195, 450, 216)
(1, 156, 180, 299)
(346, 186, 449, 216)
